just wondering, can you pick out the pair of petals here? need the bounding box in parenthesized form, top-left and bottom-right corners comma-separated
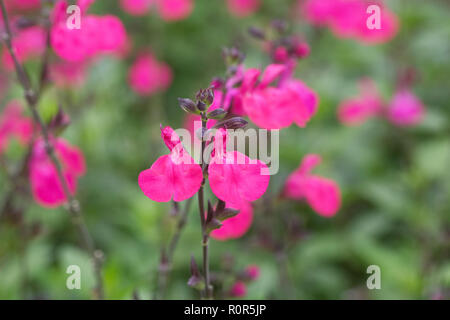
(284, 154, 341, 217)
(240, 64, 318, 129)
(29, 138, 86, 208)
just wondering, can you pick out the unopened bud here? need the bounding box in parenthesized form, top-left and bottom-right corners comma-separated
(214, 117, 248, 130)
(178, 98, 198, 114)
(207, 108, 227, 120)
(248, 26, 265, 40)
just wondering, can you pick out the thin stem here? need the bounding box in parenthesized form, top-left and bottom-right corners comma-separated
(198, 112, 212, 299)
(0, 0, 104, 299)
(155, 198, 193, 299)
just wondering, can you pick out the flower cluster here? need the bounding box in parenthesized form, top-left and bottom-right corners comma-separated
(300, 0, 399, 44)
(120, 0, 193, 21)
(338, 78, 425, 127)
(51, 0, 128, 62)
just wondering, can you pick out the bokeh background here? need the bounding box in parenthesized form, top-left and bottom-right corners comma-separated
(0, 0, 449, 299)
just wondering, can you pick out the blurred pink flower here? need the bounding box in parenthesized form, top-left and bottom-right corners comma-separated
(245, 264, 260, 280)
(1, 25, 46, 70)
(300, 0, 398, 44)
(337, 78, 383, 125)
(230, 281, 247, 297)
(120, 0, 153, 15)
(387, 89, 425, 127)
(0, 100, 33, 154)
(226, 0, 260, 17)
(128, 52, 173, 96)
(157, 0, 193, 21)
(29, 137, 86, 208)
(51, 0, 128, 62)
(240, 64, 318, 129)
(138, 126, 203, 202)
(208, 129, 270, 206)
(284, 154, 341, 217)
(211, 201, 253, 240)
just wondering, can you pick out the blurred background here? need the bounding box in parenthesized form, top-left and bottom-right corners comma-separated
(0, 0, 449, 299)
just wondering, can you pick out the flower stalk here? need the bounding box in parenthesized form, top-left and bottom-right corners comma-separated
(0, 0, 104, 300)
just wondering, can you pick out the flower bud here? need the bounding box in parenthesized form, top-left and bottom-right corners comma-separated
(207, 108, 227, 120)
(196, 100, 206, 111)
(196, 88, 214, 106)
(214, 117, 248, 130)
(248, 26, 265, 40)
(215, 208, 240, 221)
(178, 98, 198, 114)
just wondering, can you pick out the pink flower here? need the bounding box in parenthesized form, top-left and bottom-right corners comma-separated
(284, 154, 341, 217)
(157, 0, 193, 21)
(128, 52, 173, 96)
(51, 0, 127, 62)
(120, 0, 153, 16)
(386, 89, 425, 127)
(337, 78, 383, 125)
(245, 265, 260, 280)
(138, 126, 203, 202)
(208, 129, 270, 206)
(226, 0, 260, 17)
(230, 281, 247, 297)
(240, 64, 318, 129)
(0, 100, 33, 154)
(300, 0, 398, 44)
(1, 26, 46, 70)
(211, 201, 253, 240)
(29, 137, 86, 208)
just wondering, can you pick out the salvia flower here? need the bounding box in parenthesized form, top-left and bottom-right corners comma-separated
(120, 0, 153, 16)
(300, 0, 398, 44)
(1, 25, 46, 70)
(157, 0, 193, 21)
(245, 264, 260, 280)
(0, 100, 33, 154)
(29, 137, 86, 208)
(208, 129, 270, 206)
(230, 281, 247, 297)
(386, 89, 425, 127)
(284, 154, 341, 217)
(337, 78, 383, 125)
(138, 126, 203, 202)
(211, 201, 253, 240)
(51, 0, 128, 62)
(226, 0, 260, 18)
(239, 64, 318, 129)
(128, 52, 173, 96)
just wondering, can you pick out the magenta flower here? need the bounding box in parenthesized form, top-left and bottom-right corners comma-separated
(230, 281, 247, 297)
(128, 52, 173, 96)
(387, 89, 425, 127)
(226, 0, 260, 17)
(240, 64, 318, 129)
(300, 0, 398, 44)
(284, 154, 341, 217)
(245, 264, 260, 280)
(4, 0, 41, 12)
(0, 100, 33, 154)
(337, 78, 383, 125)
(208, 129, 270, 206)
(1, 25, 46, 70)
(29, 137, 86, 208)
(51, 0, 127, 62)
(120, 0, 153, 16)
(211, 201, 253, 241)
(156, 0, 193, 22)
(138, 126, 203, 202)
